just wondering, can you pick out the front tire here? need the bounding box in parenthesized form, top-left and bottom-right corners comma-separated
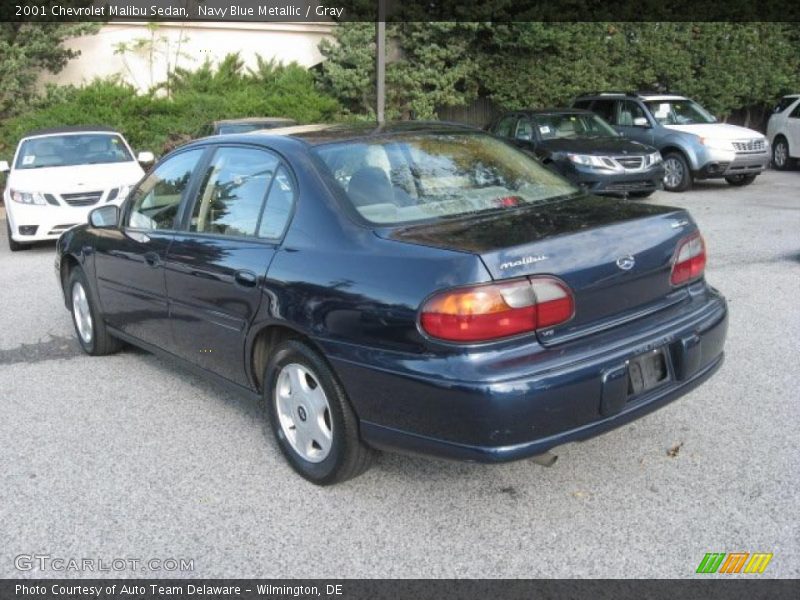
(67, 267, 122, 355)
(6, 219, 28, 252)
(771, 137, 792, 170)
(662, 152, 692, 192)
(724, 174, 757, 186)
(264, 340, 373, 485)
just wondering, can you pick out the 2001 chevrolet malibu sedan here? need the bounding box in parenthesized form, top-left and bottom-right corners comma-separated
(55, 122, 728, 485)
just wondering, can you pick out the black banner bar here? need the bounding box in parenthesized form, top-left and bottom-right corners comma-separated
(2, 0, 800, 23)
(2, 580, 800, 600)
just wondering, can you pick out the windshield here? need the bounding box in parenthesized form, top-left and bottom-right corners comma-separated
(14, 133, 133, 169)
(644, 100, 716, 125)
(533, 113, 618, 139)
(314, 133, 578, 226)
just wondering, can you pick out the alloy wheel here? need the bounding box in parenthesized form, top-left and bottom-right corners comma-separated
(275, 363, 333, 463)
(773, 140, 788, 169)
(663, 157, 684, 190)
(71, 282, 93, 344)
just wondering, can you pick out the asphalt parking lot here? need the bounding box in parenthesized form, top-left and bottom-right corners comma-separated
(0, 170, 797, 579)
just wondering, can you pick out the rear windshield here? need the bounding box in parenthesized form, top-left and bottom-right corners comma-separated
(15, 133, 133, 169)
(773, 96, 799, 114)
(313, 133, 578, 225)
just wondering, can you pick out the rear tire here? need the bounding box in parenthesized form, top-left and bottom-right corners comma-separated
(771, 137, 792, 170)
(662, 152, 692, 192)
(67, 266, 122, 356)
(264, 340, 374, 485)
(6, 219, 28, 252)
(724, 174, 757, 186)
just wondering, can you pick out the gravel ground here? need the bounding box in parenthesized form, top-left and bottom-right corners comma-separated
(0, 170, 797, 578)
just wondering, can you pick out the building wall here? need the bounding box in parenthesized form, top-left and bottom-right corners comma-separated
(38, 22, 334, 92)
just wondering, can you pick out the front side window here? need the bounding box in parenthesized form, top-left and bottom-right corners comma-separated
(533, 113, 618, 139)
(127, 149, 204, 231)
(190, 147, 281, 238)
(494, 116, 517, 138)
(15, 133, 133, 170)
(773, 96, 799, 114)
(617, 100, 649, 127)
(645, 99, 716, 125)
(314, 133, 578, 226)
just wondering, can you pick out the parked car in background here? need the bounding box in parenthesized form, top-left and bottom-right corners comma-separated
(766, 94, 800, 170)
(199, 117, 297, 136)
(488, 109, 664, 197)
(573, 92, 770, 192)
(56, 122, 727, 485)
(1, 126, 152, 252)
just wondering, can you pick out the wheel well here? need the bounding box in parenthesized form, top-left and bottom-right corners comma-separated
(60, 255, 80, 307)
(772, 133, 789, 150)
(250, 324, 320, 392)
(661, 146, 688, 160)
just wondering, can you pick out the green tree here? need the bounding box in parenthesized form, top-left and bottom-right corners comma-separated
(0, 21, 99, 119)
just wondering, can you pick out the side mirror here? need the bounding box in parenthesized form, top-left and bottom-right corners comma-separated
(89, 205, 119, 228)
(0, 160, 9, 173)
(136, 151, 155, 164)
(633, 117, 651, 128)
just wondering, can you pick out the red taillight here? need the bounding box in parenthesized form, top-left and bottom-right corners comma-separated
(419, 276, 574, 342)
(671, 232, 706, 286)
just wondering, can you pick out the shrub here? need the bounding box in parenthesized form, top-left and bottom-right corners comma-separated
(0, 55, 341, 162)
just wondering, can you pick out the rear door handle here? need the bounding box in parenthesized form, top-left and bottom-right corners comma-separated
(144, 252, 161, 267)
(234, 270, 257, 287)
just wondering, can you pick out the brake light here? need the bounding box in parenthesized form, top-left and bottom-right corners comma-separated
(420, 276, 574, 342)
(671, 232, 706, 285)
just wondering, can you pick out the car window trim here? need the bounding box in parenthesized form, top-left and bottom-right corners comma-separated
(176, 141, 298, 245)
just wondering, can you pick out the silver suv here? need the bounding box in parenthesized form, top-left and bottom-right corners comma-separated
(573, 92, 770, 192)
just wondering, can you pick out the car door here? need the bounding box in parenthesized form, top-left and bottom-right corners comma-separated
(788, 102, 800, 156)
(165, 145, 296, 386)
(613, 99, 655, 145)
(94, 148, 205, 351)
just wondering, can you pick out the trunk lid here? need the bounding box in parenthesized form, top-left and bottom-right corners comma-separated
(381, 195, 695, 343)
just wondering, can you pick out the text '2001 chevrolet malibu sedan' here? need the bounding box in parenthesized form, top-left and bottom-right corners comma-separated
(55, 122, 728, 485)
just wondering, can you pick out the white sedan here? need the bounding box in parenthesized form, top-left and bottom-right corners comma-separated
(1, 126, 153, 251)
(766, 94, 800, 170)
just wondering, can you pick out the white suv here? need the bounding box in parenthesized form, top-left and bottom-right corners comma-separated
(1, 126, 152, 251)
(766, 94, 800, 170)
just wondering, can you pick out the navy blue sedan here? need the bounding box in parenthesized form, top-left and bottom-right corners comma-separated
(55, 122, 728, 485)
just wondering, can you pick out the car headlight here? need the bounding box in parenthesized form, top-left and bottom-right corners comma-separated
(699, 137, 733, 151)
(566, 154, 618, 169)
(108, 185, 131, 203)
(9, 189, 47, 205)
(648, 152, 663, 165)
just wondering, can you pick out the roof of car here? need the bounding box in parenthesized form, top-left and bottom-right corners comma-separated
(246, 121, 482, 145)
(517, 108, 594, 116)
(23, 125, 119, 138)
(215, 117, 296, 125)
(576, 92, 688, 101)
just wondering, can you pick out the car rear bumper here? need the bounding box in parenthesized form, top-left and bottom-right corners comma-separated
(326, 287, 728, 462)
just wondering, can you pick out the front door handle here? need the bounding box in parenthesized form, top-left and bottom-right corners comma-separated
(234, 270, 258, 287)
(144, 252, 161, 267)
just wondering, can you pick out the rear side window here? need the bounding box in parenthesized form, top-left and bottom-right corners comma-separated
(190, 147, 280, 238)
(128, 149, 204, 231)
(257, 165, 295, 239)
(589, 99, 617, 124)
(573, 100, 592, 110)
(790, 103, 800, 119)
